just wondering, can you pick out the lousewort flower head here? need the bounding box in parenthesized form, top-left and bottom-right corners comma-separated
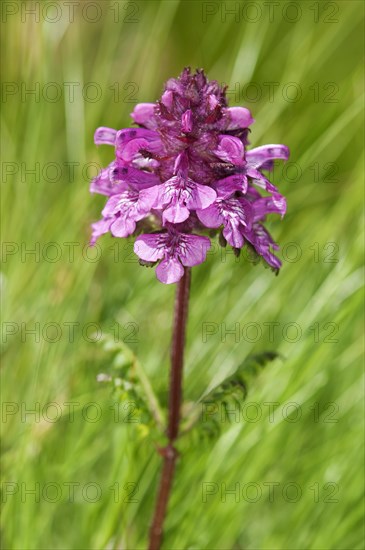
(90, 68, 289, 283)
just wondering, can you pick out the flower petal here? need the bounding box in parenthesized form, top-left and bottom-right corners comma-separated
(223, 222, 244, 248)
(119, 138, 150, 162)
(90, 164, 126, 196)
(246, 168, 279, 194)
(188, 183, 217, 210)
(196, 204, 223, 228)
(156, 257, 184, 284)
(181, 109, 193, 133)
(246, 145, 290, 168)
(134, 234, 165, 262)
(246, 224, 281, 269)
(111, 164, 160, 189)
(265, 252, 281, 269)
(214, 135, 245, 165)
(226, 107, 254, 129)
(253, 196, 286, 221)
(174, 152, 189, 175)
(102, 195, 123, 217)
(110, 216, 136, 238)
(214, 174, 248, 197)
(131, 103, 157, 129)
(116, 127, 157, 148)
(90, 218, 112, 245)
(138, 185, 161, 211)
(208, 94, 219, 110)
(163, 202, 190, 224)
(94, 127, 117, 146)
(161, 90, 173, 109)
(179, 235, 211, 267)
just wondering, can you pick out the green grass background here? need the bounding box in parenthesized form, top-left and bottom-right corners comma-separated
(1, 1, 364, 548)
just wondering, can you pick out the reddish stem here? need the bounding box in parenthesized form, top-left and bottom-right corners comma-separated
(148, 267, 191, 550)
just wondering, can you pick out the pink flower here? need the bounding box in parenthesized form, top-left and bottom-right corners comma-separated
(134, 230, 211, 284)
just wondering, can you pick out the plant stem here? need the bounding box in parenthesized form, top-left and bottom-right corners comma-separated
(148, 267, 191, 550)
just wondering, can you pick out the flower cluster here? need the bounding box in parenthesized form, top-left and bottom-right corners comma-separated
(90, 68, 289, 284)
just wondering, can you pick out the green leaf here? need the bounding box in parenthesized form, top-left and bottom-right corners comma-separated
(181, 351, 281, 439)
(96, 333, 165, 437)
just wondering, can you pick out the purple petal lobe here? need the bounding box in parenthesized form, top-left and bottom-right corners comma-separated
(223, 222, 244, 248)
(174, 152, 189, 175)
(134, 234, 165, 262)
(90, 164, 127, 196)
(214, 174, 248, 197)
(90, 218, 112, 245)
(111, 164, 160, 189)
(215, 135, 244, 165)
(119, 138, 150, 162)
(110, 216, 136, 238)
(163, 201, 190, 224)
(156, 257, 184, 284)
(138, 185, 161, 210)
(246, 224, 282, 269)
(179, 235, 211, 267)
(247, 168, 279, 194)
(94, 127, 117, 146)
(116, 128, 157, 148)
(181, 110, 193, 133)
(246, 145, 290, 168)
(131, 103, 157, 129)
(191, 183, 217, 209)
(161, 90, 173, 109)
(226, 107, 254, 129)
(253, 195, 286, 221)
(196, 204, 222, 228)
(208, 94, 219, 110)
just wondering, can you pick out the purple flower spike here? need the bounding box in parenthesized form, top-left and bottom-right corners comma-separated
(90, 68, 290, 281)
